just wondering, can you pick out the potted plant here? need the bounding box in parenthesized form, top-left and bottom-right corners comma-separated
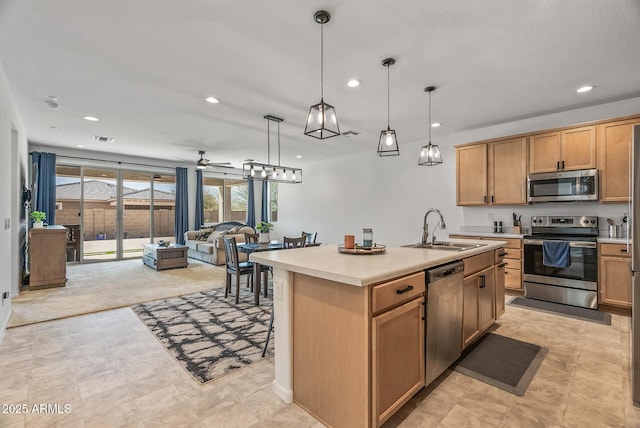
(255, 221, 274, 243)
(30, 211, 46, 228)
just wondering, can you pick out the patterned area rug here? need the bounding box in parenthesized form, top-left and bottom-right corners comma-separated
(132, 287, 273, 384)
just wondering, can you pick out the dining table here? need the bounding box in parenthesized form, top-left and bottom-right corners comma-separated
(236, 241, 285, 305)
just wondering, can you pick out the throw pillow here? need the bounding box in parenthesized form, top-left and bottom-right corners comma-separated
(195, 228, 214, 241)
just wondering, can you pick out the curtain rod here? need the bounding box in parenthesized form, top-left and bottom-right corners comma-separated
(35, 152, 244, 177)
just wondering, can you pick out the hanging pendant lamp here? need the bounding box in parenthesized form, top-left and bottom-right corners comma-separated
(418, 86, 443, 166)
(304, 10, 340, 139)
(243, 115, 302, 184)
(377, 58, 399, 157)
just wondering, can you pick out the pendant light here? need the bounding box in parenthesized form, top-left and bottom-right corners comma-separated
(243, 115, 302, 184)
(418, 86, 443, 166)
(304, 10, 340, 139)
(377, 58, 399, 157)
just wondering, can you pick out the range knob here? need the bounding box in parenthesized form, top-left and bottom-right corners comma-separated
(591, 220, 596, 224)
(583, 219, 589, 224)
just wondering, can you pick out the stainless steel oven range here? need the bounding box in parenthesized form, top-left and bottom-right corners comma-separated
(523, 215, 598, 309)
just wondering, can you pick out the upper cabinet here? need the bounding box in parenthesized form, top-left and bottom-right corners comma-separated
(456, 144, 487, 205)
(529, 126, 596, 173)
(598, 118, 640, 203)
(456, 137, 527, 206)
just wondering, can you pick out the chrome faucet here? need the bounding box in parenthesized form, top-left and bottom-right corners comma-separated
(421, 208, 447, 245)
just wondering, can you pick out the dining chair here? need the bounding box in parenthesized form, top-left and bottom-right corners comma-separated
(223, 236, 254, 304)
(244, 233, 260, 243)
(302, 231, 317, 245)
(283, 236, 307, 248)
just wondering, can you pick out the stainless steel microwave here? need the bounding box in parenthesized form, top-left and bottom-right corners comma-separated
(527, 169, 598, 203)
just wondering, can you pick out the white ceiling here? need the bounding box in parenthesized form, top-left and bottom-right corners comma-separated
(1, 0, 639, 169)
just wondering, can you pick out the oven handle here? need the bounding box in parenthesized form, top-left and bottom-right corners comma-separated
(523, 239, 596, 248)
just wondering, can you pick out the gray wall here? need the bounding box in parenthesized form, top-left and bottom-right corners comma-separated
(0, 59, 29, 340)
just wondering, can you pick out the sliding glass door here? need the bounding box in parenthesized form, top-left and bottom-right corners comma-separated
(55, 165, 175, 262)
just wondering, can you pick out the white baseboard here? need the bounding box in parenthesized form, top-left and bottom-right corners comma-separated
(273, 380, 293, 403)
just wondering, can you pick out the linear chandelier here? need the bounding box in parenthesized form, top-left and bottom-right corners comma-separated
(243, 115, 302, 184)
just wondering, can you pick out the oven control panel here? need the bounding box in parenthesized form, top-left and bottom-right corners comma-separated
(530, 215, 598, 228)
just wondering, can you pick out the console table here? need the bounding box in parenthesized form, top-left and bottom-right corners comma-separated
(142, 244, 188, 271)
(29, 225, 68, 289)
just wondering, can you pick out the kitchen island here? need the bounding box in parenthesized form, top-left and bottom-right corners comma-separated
(250, 240, 505, 428)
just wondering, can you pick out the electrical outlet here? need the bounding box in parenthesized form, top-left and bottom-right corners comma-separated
(487, 213, 494, 222)
(274, 280, 283, 301)
(3, 218, 9, 230)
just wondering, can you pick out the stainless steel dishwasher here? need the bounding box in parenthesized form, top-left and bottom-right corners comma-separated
(425, 260, 465, 386)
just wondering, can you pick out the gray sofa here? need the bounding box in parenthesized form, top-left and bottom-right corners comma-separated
(183, 221, 256, 265)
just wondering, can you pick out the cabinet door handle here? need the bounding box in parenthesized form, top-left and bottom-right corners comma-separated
(491, 195, 494, 203)
(561, 160, 565, 169)
(396, 285, 414, 295)
(498, 252, 507, 256)
(498, 263, 506, 268)
(483, 195, 487, 203)
(621, 249, 628, 253)
(479, 275, 486, 288)
(557, 161, 560, 170)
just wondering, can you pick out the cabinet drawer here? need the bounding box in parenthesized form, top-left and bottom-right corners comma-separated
(600, 243, 631, 257)
(503, 248, 522, 260)
(503, 258, 521, 270)
(463, 252, 494, 277)
(505, 268, 522, 290)
(503, 238, 523, 249)
(372, 272, 425, 314)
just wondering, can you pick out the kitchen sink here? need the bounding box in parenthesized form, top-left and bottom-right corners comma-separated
(402, 241, 488, 251)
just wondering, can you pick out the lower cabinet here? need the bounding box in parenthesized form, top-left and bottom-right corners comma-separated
(598, 243, 632, 308)
(463, 266, 495, 349)
(495, 254, 506, 319)
(29, 226, 68, 289)
(372, 297, 425, 427)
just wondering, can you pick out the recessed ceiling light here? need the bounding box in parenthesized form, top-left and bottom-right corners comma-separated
(205, 96, 220, 104)
(346, 79, 361, 88)
(83, 116, 99, 121)
(431, 122, 441, 128)
(296, 155, 302, 159)
(576, 85, 594, 93)
(76, 144, 85, 148)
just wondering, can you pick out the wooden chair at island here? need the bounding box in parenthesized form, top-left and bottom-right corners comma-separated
(222, 236, 254, 304)
(283, 236, 307, 248)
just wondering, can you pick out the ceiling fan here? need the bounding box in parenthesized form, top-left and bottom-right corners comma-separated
(194, 150, 233, 169)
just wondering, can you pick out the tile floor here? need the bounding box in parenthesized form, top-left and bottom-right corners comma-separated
(1, 298, 639, 427)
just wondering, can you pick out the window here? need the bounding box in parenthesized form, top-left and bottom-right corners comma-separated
(270, 182, 278, 222)
(203, 177, 248, 223)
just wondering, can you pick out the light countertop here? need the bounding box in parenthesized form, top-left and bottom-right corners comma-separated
(597, 237, 632, 244)
(449, 231, 526, 239)
(250, 239, 506, 287)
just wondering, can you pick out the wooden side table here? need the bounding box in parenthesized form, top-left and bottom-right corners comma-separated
(142, 244, 188, 271)
(29, 225, 68, 289)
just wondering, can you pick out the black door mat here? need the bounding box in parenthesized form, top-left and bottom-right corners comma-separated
(508, 296, 611, 325)
(453, 333, 547, 396)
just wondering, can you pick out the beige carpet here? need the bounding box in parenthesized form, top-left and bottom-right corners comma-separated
(9, 258, 227, 328)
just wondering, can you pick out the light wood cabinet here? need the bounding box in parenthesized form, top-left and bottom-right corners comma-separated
(456, 138, 527, 206)
(598, 243, 632, 308)
(495, 250, 506, 318)
(489, 137, 528, 205)
(29, 226, 68, 289)
(529, 126, 596, 173)
(456, 144, 487, 205)
(461, 251, 496, 350)
(451, 235, 523, 291)
(463, 266, 495, 349)
(372, 297, 425, 427)
(598, 118, 640, 202)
